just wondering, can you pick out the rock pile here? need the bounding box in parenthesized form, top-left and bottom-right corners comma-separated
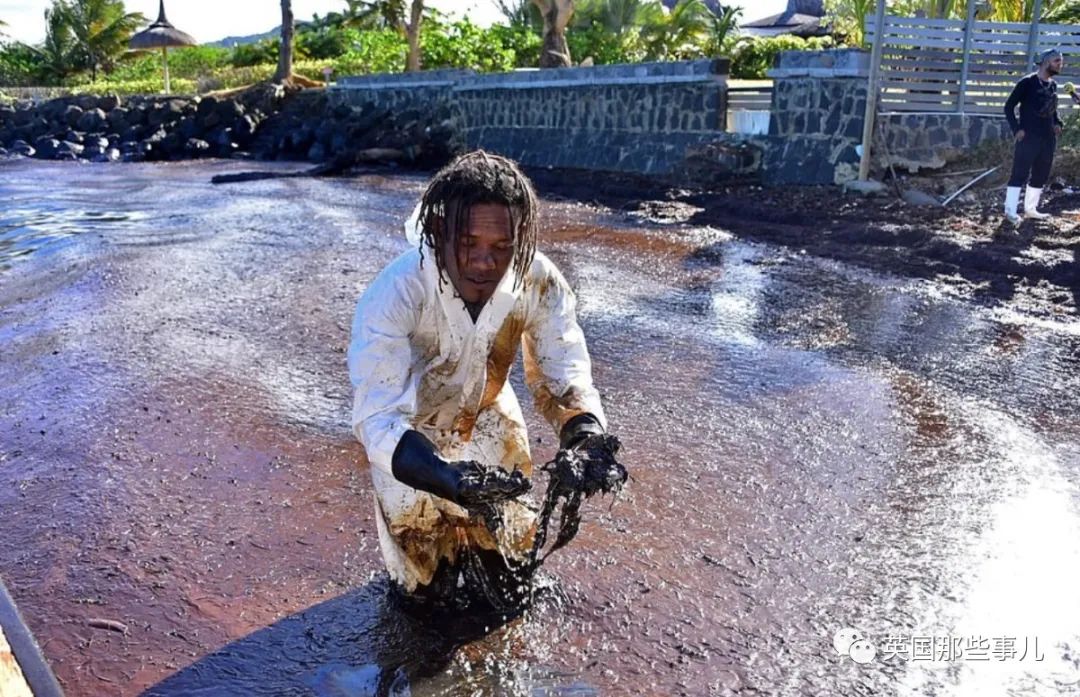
(251, 90, 459, 168)
(0, 86, 460, 169)
(0, 89, 279, 162)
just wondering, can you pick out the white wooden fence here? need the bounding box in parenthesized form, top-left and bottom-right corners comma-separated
(867, 14, 1080, 114)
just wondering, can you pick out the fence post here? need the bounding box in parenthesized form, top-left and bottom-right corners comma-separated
(957, 0, 977, 113)
(858, 0, 887, 181)
(1027, 0, 1045, 69)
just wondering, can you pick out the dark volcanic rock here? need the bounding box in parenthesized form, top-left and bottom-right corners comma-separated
(148, 101, 183, 127)
(10, 140, 34, 157)
(185, 138, 211, 156)
(77, 108, 106, 132)
(107, 107, 129, 131)
(216, 99, 244, 121)
(196, 96, 218, 119)
(178, 116, 200, 140)
(63, 104, 84, 128)
(232, 115, 257, 144)
(82, 142, 106, 159)
(33, 136, 60, 158)
(307, 142, 327, 162)
(92, 147, 121, 162)
(98, 94, 121, 112)
(56, 140, 84, 158)
(12, 107, 35, 127)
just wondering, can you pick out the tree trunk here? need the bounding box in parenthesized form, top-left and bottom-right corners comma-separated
(404, 0, 424, 73)
(273, 0, 295, 83)
(532, 0, 574, 68)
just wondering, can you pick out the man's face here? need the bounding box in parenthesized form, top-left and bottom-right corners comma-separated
(1047, 55, 1063, 75)
(442, 202, 514, 305)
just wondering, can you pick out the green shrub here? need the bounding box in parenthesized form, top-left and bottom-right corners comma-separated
(332, 29, 407, 75)
(0, 42, 45, 86)
(730, 35, 836, 79)
(567, 23, 647, 65)
(69, 77, 198, 95)
(231, 39, 279, 68)
(297, 26, 363, 60)
(1060, 111, 1080, 149)
(422, 18, 521, 72)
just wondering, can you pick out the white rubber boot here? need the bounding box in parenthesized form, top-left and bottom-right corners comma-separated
(1004, 186, 1021, 224)
(1024, 186, 1050, 219)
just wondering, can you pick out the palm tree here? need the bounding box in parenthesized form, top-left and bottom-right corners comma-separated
(977, 0, 1069, 21)
(641, 0, 713, 59)
(575, 0, 662, 34)
(495, 0, 542, 26)
(1044, 0, 1080, 21)
(403, 0, 423, 72)
(273, 0, 294, 82)
(59, 0, 145, 81)
(345, 0, 405, 28)
(532, 0, 575, 67)
(37, 5, 79, 82)
(705, 4, 741, 55)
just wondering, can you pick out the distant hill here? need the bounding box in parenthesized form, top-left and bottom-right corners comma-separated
(209, 27, 279, 48)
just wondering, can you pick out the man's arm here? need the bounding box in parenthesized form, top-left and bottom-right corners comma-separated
(1004, 78, 1024, 134)
(348, 255, 421, 474)
(522, 256, 607, 439)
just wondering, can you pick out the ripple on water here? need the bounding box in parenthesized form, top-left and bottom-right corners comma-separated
(0, 207, 149, 270)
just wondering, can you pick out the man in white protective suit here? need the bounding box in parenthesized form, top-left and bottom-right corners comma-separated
(347, 151, 620, 610)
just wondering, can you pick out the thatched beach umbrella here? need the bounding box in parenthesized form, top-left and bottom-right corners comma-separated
(128, 0, 197, 94)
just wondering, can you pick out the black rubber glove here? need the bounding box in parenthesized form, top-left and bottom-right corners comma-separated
(391, 430, 530, 507)
(559, 413, 606, 450)
(553, 414, 627, 498)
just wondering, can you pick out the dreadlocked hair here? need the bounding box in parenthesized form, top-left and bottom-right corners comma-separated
(416, 150, 539, 293)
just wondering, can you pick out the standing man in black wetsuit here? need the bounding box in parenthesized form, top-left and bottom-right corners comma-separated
(1003, 48, 1078, 223)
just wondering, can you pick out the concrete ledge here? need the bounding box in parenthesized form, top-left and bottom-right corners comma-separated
(768, 49, 869, 78)
(452, 59, 729, 91)
(334, 68, 476, 88)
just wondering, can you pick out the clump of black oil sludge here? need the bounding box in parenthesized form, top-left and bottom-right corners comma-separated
(392, 547, 540, 619)
(549, 434, 628, 498)
(530, 434, 629, 565)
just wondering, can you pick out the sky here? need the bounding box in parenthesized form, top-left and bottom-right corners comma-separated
(1, 0, 787, 46)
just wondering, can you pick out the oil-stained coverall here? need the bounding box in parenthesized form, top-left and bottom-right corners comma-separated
(347, 241, 606, 593)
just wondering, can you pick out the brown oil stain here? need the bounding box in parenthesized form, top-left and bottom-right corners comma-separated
(451, 311, 527, 448)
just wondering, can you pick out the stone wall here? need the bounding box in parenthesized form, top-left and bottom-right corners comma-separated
(452, 60, 727, 175)
(877, 113, 1012, 172)
(329, 60, 729, 177)
(763, 50, 868, 185)
(765, 49, 1016, 182)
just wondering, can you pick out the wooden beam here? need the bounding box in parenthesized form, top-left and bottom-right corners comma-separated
(859, 0, 888, 181)
(1027, 0, 1045, 70)
(958, 0, 978, 112)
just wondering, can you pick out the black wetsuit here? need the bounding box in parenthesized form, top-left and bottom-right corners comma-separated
(1004, 73, 1063, 188)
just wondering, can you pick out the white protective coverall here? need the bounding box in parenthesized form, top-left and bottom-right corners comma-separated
(347, 235, 606, 592)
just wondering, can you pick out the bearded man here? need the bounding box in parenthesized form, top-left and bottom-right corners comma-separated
(347, 151, 617, 610)
(1003, 48, 1074, 223)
